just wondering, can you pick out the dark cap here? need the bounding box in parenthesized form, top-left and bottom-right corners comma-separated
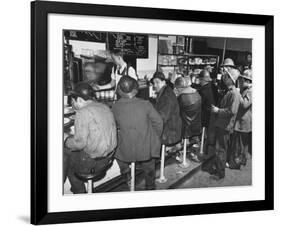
(198, 70, 212, 82)
(152, 71, 166, 81)
(117, 76, 139, 98)
(70, 82, 95, 100)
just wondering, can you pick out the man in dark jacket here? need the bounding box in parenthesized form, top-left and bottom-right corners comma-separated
(152, 72, 182, 146)
(198, 70, 216, 148)
(112, 76, 163, 190)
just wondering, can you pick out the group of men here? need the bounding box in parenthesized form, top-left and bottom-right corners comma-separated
(64, 52, 252, 193)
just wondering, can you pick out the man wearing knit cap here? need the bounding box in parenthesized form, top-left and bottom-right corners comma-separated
(64, 82, 117, 193)
(210, 61, 241, 180)
(112, 76, 163, 190)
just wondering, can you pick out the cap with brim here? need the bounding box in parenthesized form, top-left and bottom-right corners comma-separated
(69, 82, 94, 100)
(69, 90, 92, 101)
(198, 70, 212, 82)
(151, 72, 166, 83)
(240, 70, 252, 81)
(117, 76, 139, 98)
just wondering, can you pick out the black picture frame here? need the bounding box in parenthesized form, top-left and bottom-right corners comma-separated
(31, 0, 274, 224)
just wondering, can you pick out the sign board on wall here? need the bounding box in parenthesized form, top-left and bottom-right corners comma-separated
(108, 33, 149, 58)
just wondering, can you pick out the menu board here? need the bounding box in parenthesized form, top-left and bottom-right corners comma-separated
(108, 33, 148, 58)
(64, 30, 107, 43)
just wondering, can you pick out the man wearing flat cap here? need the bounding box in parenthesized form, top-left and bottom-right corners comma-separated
(210, 62, 241, 180)
(151, 71, 182, 146)
(112, 76, 163, 190)
(64, 82, 117, 193)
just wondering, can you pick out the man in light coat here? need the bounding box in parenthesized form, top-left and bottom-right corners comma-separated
(229, 69, 252, 169)
(64, 82, 117, 193)
(210, 60, 241, 180)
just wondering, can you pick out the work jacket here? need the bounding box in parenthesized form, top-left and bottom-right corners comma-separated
(65, 101, 117, 158)
(112, 97, 163, 162)
(234, 87, 252, 133)
(214, 85, 241, 133)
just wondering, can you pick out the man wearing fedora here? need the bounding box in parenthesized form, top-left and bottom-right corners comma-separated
(229, 69, 252, 169)
(210, 59, 241, 180)
(64, 82, 117, 193)
(112, 76, 163, 190)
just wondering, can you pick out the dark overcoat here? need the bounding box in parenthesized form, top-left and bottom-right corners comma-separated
(154, 85, 182, 145)
(112, 97, 163, 162)
(198, 82, 216, 128)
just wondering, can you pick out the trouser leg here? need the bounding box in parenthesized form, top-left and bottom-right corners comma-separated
(116, 159, 131, 188)
(140, 159, 156, 190)
(248, 132, 252, 156)
(207, 114, 216, 147)
(229, 131, 243, 169)
(67, 151, 96, 194)
(63, 148, 70, 183)
(214, 128, 229, 178)
(240, 132, 249, 165)
(116, 159, 130, 175)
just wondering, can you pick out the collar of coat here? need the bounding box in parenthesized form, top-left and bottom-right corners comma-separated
(178, 86, 197, 95)
(118, 97, 138, 103)
(227, 85, 236, 91)
(241, 85, 252, 96)
(157, 85, 167, 99)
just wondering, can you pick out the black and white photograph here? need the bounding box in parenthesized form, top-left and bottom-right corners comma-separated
(63, 29, 253, 194)
(29, 1, 274, 224)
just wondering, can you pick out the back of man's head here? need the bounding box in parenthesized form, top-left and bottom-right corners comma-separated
(70, 82, 95, 101)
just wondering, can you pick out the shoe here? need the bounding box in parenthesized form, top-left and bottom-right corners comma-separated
(209, 174, 224, 181)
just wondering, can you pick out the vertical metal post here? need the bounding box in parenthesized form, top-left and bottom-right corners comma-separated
(180, 138, 190, 168)
(200, 127, 206, 155)
(222, 38, 227, 63)
(130, 162, 135, 191)
(87, 180, 92, 194)
(156, 145, 168, 183)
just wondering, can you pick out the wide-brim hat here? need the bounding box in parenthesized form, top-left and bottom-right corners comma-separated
(117, 76, 139, 98)
(240, 69, 252, 81)
(221, 58, 236, 68)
